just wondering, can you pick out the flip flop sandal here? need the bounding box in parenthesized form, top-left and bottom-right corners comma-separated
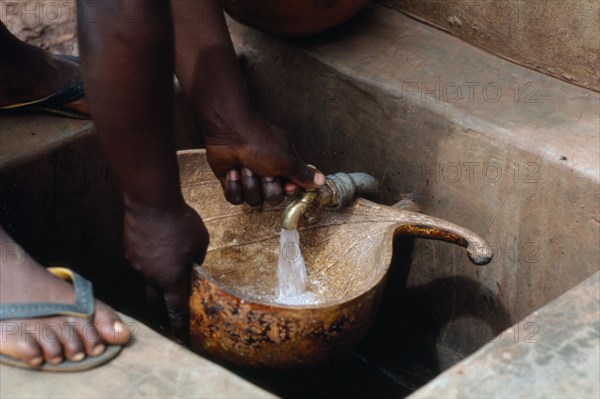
(0, 55, 89, 120)
(0, 267, 123, 371)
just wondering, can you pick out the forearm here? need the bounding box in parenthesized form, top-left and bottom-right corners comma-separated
(78, 0, 183, 211)
(171, 0, 323, 203)
(171, 0, 257, 137)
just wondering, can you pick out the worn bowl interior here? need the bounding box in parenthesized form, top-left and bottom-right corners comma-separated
(179, 150, 400, 307)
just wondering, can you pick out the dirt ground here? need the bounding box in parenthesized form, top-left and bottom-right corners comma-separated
(2, 0, 78, 54)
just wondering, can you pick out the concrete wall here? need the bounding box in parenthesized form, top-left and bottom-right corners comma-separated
(228, 5, 600, 368)
(377, 0, 600, 92)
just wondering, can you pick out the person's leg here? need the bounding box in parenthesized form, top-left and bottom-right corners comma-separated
(77, 0, 208, 341)
(171, 0, 324, 207)
(0, 20, 127, 365)
(0, 227, 130, 366)
(171, 0, 254, 133)
(0, 22, 88, 114)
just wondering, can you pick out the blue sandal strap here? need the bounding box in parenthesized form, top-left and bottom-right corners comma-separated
(0, 267, 95, 321)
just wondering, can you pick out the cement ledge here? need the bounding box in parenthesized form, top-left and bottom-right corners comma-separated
(0, 83, 203, 172)
(377, 0, 600, 93)
(231, 4, 599, 183)
(410, 272, 600, 399)
(0, 314, 273, 399)
(0, 116, 94, 172)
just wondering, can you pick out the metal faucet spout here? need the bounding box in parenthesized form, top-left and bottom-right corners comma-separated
(281, 191, 318, 230)
(281, 172, 379, 230)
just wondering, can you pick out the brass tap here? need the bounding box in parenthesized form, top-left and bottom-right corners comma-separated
(281, 190, 318, 231)
(281, 172, 379, 230)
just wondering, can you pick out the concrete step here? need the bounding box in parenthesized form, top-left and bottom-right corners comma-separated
(376, 0, 600, 92)
(0, 84, 203, 172)
(0, 315, 272, 398)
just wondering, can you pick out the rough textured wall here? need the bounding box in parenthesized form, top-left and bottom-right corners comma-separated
(227, 8, 600, 366)
(1, 0, 78, 54)
(378, 0, 600, 92)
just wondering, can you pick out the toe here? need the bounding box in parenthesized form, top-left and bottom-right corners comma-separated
(94, 301, 132, 346)
(0, 322, 44, 366)
(67, 318, 104, 357)
(59, 322, 86, 362)
(37, 322, 64, 364)
(20, 341, 45, 367)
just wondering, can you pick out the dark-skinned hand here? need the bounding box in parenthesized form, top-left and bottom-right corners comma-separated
(123, 202, 209, 342)
(204, 113, 325, 206)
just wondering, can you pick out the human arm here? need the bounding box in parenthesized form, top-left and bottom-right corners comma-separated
(77, 0, 208, 340)
(171, 0, 325, 206)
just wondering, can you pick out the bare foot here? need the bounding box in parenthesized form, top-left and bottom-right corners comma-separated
(0, 22, 88, 115)
(0, 228, 130, 367)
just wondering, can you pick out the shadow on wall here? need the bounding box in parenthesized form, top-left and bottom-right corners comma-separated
(358, 235, 513, 382)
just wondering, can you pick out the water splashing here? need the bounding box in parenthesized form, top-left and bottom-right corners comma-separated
(277, 229, 318, 305)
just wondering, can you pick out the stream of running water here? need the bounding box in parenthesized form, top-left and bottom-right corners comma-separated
(276, 229, 319, 305)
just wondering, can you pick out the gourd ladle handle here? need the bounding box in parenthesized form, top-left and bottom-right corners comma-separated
(388, 208, 494, 266)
